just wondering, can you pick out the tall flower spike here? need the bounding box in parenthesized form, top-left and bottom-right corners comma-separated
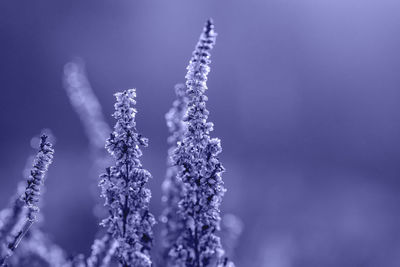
(0, 135, 54, 266)
(98, 89, 155, 267)
(169, 19, 234, 267)
(0, 146, 41, 248)
(0, 133, 65, 267)
(24, 135, 54, 221)
(160, 83, 188, 262)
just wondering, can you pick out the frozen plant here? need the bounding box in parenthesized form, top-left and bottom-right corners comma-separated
(168, 19, 234, 267)
(0, 186, 26, 253)
(97, 89, 155, 267)
(0, 18, 239, 267)
(0, 135, 55, 266)
(160, 83, 188, 262)
(0, 142, 41, 248)
(0, 133, 65, 267)
(11, 132, 66, 267)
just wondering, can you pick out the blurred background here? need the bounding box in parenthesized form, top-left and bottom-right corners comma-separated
(1, 0, 400, 266)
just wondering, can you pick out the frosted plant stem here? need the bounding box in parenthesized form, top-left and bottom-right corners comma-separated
(0, 135, 54, 266)
(0, 198, 25, 248)
(0, 219, 34, 266)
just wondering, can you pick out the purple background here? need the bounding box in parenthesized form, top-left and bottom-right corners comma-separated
(1, 0, 400, 266)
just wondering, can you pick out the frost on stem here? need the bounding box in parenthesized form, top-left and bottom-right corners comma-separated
(98, 89, 155, 267)
(168, 19, 234, 267)
(24, 135, 54, 220)
(160, 83, 188, 262)
(9, 229, 67, 267)
(0, 188, 25, 249)
(0, 133, 65, 267)
(0, 135, 54, 266)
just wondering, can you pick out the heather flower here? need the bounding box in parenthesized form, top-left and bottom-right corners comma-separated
(0, 135, 55, 266)
(24, 135, 54, 220)
(168, 19, 233, 267)
(0, 133, 65, 267)
(0, 145, 43, 247)
(160, 83, 188, 261)
(98, 89, 155, 267)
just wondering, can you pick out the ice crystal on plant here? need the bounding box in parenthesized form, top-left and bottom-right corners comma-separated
(0, 135, 55, 266)
(98, 89, 155, 267)
(0, 133, 65, 267)
(168, 19, 234, 267)
(24, 135, 54, 220)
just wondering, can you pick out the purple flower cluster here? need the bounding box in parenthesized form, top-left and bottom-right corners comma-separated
(98, 89, 155, 267)
(0, 135, 55, 266)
